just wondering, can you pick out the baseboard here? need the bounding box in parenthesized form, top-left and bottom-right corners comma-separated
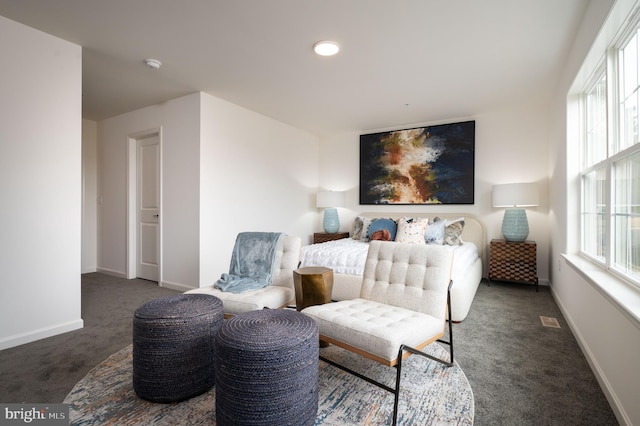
(549, 285, 630, 426)
(96, 267, 127, 278)
(0, 319, 84, 351)
(160, 280, 193, 292)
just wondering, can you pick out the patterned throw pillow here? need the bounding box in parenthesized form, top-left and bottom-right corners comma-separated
(443, 217, 465, 246)
(352, 216, 372, 241)
(425, 217, 446, 245)
(395, 217, 428, 244)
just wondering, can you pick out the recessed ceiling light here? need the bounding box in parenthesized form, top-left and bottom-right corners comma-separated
(144, 58, 162, 70)
(313, 41, 340, 56)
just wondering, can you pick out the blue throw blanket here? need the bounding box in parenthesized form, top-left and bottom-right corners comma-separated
(214, 232, 284, 294)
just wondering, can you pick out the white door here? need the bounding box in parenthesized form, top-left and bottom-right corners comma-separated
(137, 135, 159, 281)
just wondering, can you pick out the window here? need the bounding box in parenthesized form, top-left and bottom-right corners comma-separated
(582, 167, 606, 261)
(620, 31, 640, 152)
(584, 72, 607, 168)
(580, 21, 640, 287)
(612, 152, 640, 278)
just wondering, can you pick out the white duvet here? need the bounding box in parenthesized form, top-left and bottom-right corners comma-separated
(299, 238, 478, 282)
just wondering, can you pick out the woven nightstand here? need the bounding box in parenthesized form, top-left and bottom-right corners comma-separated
(489, 239, 538, 291)
(313, 232, 349, 244)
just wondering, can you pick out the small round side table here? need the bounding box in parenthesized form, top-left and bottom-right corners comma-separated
(294, 266, 333, 347)
(293, 266, 334, 311)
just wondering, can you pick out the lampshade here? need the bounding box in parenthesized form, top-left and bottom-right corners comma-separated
(492, 183, 538, 242)
(492, 183, 539, 207)
(316, 191, 345, 233)
(316, 191, 345, 208)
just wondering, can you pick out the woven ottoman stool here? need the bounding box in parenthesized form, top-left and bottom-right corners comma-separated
(215, 309, 319, 426)
(132, 293, 223, 403)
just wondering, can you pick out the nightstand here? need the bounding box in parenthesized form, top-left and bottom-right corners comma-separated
(313, 232, 349, 244)
(489, 239, 538, 291)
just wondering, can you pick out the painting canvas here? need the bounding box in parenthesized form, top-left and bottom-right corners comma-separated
(360, 120, 475, 205)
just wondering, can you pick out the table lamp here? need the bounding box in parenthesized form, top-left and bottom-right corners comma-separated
(492, 183, 539, 242)
(316, 190, 345, 233)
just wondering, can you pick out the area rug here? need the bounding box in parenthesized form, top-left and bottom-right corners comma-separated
(64, 343, 474, 425)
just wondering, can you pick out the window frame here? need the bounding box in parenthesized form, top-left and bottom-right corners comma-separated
(580, 18, 640, 289)
(580, 63, 609, 267)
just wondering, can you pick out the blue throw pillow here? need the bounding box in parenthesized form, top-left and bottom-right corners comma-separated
(366, 218, 397, 241)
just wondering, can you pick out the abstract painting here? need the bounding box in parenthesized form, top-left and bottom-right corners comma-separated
(360, 120, 475, 204)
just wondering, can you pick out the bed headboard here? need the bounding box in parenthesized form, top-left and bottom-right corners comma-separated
(358, 212, 487, 275)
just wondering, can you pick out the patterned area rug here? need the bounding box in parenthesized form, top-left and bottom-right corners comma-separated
(64, 343, 474, 425)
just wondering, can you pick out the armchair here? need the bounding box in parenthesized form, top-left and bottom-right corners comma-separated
(185, 234, 301, 317)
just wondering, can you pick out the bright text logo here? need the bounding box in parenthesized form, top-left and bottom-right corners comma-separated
(1, 404, 68, 425)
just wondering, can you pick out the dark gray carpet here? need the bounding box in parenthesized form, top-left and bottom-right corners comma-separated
(0, 274, 619, 425)
(454, 281, 618, 425)
(0, 273, 180, 403)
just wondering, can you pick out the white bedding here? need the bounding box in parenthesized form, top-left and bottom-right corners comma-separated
(299, 238, 479, 283)
(299, 239, 369, 276)
(301, 213, 486, 321)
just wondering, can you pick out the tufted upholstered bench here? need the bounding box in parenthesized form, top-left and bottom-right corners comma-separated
(301, 241, 454, 425)
(215, 309, 319, 426)
(132, 293, 224, 403)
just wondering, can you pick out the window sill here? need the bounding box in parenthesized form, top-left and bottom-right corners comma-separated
(563, 254, 640, 331)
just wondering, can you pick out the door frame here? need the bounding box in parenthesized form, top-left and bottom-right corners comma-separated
(126, 127, 162, 282)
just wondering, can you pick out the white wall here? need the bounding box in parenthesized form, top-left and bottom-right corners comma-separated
(199, 93, 319, 284)
(319, 101, 551, 283)
(98, 92, 319, 290)
(98, 93, 201, 288)
(0, 16, 83, 349)
(82, 119, 98, 273)
(549, 1, 639, 424)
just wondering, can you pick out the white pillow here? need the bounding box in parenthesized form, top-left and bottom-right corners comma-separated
(395, 217, 428, 244)
(425, 217, 446, 245)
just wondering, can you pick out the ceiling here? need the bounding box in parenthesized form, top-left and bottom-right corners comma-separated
(0, 0, 589, 135)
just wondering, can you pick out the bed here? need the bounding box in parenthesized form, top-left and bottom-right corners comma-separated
(299, 212, 486, 322)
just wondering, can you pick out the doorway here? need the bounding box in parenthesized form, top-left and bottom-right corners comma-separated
(127, 129, 161, 282)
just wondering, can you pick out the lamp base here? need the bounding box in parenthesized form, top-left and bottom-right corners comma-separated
(502, 208, 529, 242)
(322, 208, 340, 233)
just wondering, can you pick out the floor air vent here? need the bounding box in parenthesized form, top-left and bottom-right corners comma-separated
(540, 316, 560, 328)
